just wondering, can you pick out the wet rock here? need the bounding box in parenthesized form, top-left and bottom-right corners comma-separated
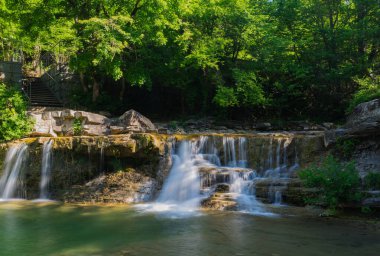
(63, 171, 158, 203)
(215, 183, 230, 193)
(362, 197, 380, 207)
(201, 193, 237, 210)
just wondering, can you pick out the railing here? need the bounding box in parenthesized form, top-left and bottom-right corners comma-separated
(21, 77, 36, 105)
(39, 42, 66, 105)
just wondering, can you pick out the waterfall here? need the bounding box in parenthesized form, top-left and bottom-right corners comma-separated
(137, 134, 301, 215)
(274, 191, 282, 205)
(0, 144, 28, 200)
(237, 137, 248, 168)
(157, 141, 202, 207)
(138, 138, 214, 216)
(39, 140, 53, 199)
(223, 137, 237, 167)
(100, 142, 105, 172)
(276, 139, 282, 169)
(267, 137, 273, 170)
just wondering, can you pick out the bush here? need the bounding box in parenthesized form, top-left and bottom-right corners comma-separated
(347, 76, 380, 113)
(73, 118, 83, 136)
(334, 138, 358, 159)
(0, 83, 32, 141)
(299, 155, 362, 209)
(363, 172, 380, 190)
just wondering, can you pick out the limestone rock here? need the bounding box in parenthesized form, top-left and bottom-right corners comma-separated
(345, 98, 380, 136)
(215, 183, 230, 193)
(255, 122, 271, 130)
(324, 129, 347, 147)
(117, 109, 156, 132)
(110, 126, 127, 135)
(63, 171, 158, 204)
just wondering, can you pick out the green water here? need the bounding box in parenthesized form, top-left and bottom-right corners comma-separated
(0, 202, 379, 256)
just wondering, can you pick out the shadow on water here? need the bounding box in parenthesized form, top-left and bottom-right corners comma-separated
(0, 202, 379, 256)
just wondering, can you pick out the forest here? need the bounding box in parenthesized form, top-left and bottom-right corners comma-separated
(0, 0, 379, 120)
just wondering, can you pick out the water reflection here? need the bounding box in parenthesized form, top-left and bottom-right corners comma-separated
(0, 202, 379, 256)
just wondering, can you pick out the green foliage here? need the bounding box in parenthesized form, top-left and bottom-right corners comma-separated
(0, 83, 32, 141)
(234, 69, 266, 107)
(334, 138, 358, 159)
(214, 86, 238, 107)
(213, 70, 266, 108)
(167, 121, 179, 130)
(363, 172, 380, 190)
(347, 76, 380, 113)
(299, 155, 362, 209)
(110, 158, 123, 172)
(2, 0, 380, 119)
(73, 118, 83, 136)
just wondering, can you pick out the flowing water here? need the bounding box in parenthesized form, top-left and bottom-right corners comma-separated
(0, 202, 378, 256)
(39, 140, 53, 199)
(0, 137, 379, 255)
(0, 144, 28, 200)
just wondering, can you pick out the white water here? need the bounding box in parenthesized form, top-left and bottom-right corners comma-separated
(237, 137, 248, 168)
(0, 144, 28, 200)
(138, 139, 207, 217)
(223, 137, 237, 167)
(141, 136, 277, 216)
(39, 140, 53, 199)
(157, 142, 202, 206)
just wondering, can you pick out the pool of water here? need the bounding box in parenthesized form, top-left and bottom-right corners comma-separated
(0, 202, 379, 256)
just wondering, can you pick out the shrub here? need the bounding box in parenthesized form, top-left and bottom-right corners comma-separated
(0, 83, 32, 141)
(347, 76, 380, 113)
(299, 155, 362, 209)
(363, 172, 380, 190)
(168, 121, 178, 130)
(334, 138, 358, 159)
(73, 118, 83, 136)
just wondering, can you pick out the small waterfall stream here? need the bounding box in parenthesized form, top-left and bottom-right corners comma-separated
(142, 134, 300, 216)
(156, 140, 203, 208)
(0, 144, 28, 200)
(39, 140, 53, 199)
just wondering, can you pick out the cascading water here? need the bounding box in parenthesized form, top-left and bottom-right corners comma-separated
(237, 137, 248, 168)
(139, 134, 299, 216)
(223, 137, 237, 167)
(156, 140, 202, 208)
(0, 144, 28, 200)
(138, 137, 211, 216)
(39, 140, 53, 199)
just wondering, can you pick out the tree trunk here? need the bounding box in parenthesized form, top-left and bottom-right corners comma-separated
(80, 72, 88, 93)
(92, 78, 100, 102)
(119, 77, 126, 102)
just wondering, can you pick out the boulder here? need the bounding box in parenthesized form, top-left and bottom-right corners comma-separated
(345, 98, 380, 136)
(28, 108, 157, 136)
(255, 122, 271, 130)
(117, 109, 156, 132)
